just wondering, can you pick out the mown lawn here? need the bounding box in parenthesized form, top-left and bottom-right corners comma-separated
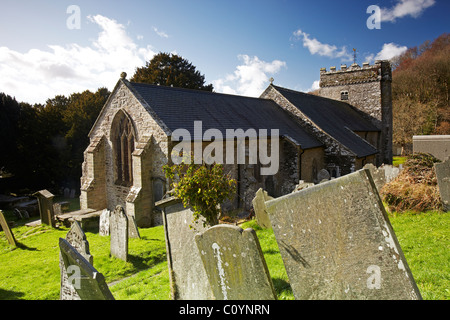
(0, 207, 448, 300)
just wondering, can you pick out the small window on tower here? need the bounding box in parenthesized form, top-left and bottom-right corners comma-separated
(341, 91, 349, 100)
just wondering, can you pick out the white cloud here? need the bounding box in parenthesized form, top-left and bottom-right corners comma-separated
(380, 0, 435, 22)
(308, 80, 320, 92)
(213, 55, 286, 97)
(152, 27, 169, 38)
(292, 30, 352, 61)
(367, 43, 408, 62)
(0, 15, 156, 104)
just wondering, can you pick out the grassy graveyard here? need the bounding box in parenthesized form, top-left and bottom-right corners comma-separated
(0, 202, 448, 300)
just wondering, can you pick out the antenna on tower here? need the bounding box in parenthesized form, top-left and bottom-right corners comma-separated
(353, 48, 357, 65)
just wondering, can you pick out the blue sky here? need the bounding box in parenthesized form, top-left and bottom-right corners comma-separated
(0, 0, 448, 104)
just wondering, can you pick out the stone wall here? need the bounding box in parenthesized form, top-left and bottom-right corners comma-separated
(80, 79, 170, 227)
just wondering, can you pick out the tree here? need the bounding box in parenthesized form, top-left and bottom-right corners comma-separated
(131, 52, 214, 91)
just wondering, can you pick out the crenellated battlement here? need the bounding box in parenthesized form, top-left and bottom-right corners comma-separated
(319, 60, 391, 87)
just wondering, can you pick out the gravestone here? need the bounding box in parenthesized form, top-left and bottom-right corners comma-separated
(59, 238, 114, 300)
(33, 189, 55, 227)
(317, 168, 330, 182)
(60, 221, 93, 300)
(195, 224, 277, 300)
(156, 196, 212, 300)
(0, 210, 17, 247)
(435, 157, 450, 211)
(265, 169, 422, 300)
(110, 205, 128, 262)
(127, 213, 141, 239)
(363, 163, 386, 193)
(99, 209, 110, 236)
(252, 188, 273, 229)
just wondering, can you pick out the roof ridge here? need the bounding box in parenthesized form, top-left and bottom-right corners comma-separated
(129, 81, 271, 101)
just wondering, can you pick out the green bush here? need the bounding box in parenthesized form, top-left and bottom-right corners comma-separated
(163, 158, 236, 227)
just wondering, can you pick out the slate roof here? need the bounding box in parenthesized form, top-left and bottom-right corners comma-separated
(272, 85, 380, 158)
(128, 82, 323, 150)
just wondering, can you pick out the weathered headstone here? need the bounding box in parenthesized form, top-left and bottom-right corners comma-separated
(156, 196, 212, 300)
(435, 157, 450, 211)
(252, 188, 273, 229)
(110, 205, 128, 262)
(127, 213, 141, 239)
(363, 163, 386, 193)
(265, 169, 422, 300)
(59, 238, 114, 300)
(0, 210, 17, 247)
(195, 224, 277, 300)
(317, 168, 330, 182)
(60, 221, 93, 300)
(33, 189, 55, 227)
(99, 209, 110, 236)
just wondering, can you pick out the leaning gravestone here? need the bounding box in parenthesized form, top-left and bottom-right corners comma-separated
(99, 209, 110, 236)
(59, 238, 114, 300)
(195, 224, 277, 300)
(33, 189, 56, 227)
(127, 212, 141, 239)
(435, 157, 450, 211)
(59, 221, 93, 300)
(110, 205, 128, 262)
(252, 188, 273, 229)
(156, 196, 213, 300)
(265, 169, 422, 300)
(0, 210, 17, 247)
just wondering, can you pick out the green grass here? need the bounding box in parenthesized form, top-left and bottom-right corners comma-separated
(393, 156, 407, 167)
(388, 210, 449, 300)
(0, 207, 448, 300)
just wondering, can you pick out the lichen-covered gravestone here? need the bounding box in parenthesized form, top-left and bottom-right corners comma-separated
(195, 224, 277, 300)
(435, 157, 450, 211)
(59, 221, 93, 300)
(59, 238, 114, 300)
(110, 205, 128, 262)
(265, 169, 422, 300)
(156, 196, 213, 300)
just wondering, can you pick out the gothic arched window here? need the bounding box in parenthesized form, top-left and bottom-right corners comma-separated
(111, 110, 135, 186)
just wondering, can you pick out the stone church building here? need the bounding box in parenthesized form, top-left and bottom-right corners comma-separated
(80, 60, 392, 227)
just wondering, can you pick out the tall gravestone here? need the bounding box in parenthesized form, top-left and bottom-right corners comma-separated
(195, 224, 277, 300)
(59, 238, 114, 300)
(265, 169, 422, 300)
(0, 210, 17, 247)
(59, 221, 93, 300)
(110, 205, 128, 262)
(434, 157, 450, 211)
(156, 196, 213, 300)
(33, 189, 56, 227)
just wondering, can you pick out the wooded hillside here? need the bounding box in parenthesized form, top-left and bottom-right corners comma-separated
(391, 33, 450, 150)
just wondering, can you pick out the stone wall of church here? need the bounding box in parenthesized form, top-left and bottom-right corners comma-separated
(80, 80, 170, 227)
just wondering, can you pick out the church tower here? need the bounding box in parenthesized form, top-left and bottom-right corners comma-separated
(318, 60, 393, 165)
